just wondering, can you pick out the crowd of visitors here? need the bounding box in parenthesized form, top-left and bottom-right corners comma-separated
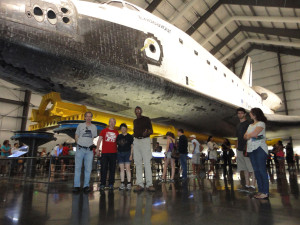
(1, 106, 299, 200)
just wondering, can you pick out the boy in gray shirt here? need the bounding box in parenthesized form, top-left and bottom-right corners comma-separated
(73, 112, 97, 193)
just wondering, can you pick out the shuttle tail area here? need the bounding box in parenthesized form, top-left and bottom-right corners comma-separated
(240, 56, 253, 87)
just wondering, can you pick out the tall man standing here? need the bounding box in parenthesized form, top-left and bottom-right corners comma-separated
(178, 129, 188, 180)
(96, 118, 119, 191)
(236, 107, 256, 192)
(133, 106, 155, 192)
(73, 112, 97, 193)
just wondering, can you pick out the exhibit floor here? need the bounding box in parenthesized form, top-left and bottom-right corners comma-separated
(0, 169, 299, 225)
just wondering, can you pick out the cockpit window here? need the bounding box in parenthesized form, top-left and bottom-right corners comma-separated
(108, 1, 123, 8)
(125, 3, 139, 11)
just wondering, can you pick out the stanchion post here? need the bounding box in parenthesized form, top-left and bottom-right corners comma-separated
(8, 158, 12, 178)
(48, 157, 52, 183)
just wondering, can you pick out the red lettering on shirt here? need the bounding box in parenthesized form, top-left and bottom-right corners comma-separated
(100, 128, 119, 153)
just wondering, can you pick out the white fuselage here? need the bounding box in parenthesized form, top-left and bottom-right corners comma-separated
(76, 0, 274, 114)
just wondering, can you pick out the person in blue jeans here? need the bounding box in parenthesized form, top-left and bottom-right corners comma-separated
(116, 123, 133, 190)
(244, 108, 269, 199)
(177, 129, 188, 180)
(73, 112, 97, 193)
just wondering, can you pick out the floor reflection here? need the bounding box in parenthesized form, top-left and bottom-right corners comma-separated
(71, 193, 90, 225)
(0, 169, 300, 225)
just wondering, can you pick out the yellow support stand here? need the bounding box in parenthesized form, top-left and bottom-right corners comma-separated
(29, 92, 218, 141)
(29, 92, 279, 145)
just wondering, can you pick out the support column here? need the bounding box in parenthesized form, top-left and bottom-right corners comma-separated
(277, 52, 292, 143)
(21, 90, 31, 131)
(277, 52, 288, 115)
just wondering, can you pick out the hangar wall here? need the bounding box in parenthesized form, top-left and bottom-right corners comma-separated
(0, 79, 69, 152)
(0, 79, 33, 142)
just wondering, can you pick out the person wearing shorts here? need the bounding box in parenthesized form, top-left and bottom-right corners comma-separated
(116, 123, 133, 190)
(236, 107, 256, 192)
(161, 132, 176, 183)
(207, 136, 218, 177)
(190, 135, 201, 177)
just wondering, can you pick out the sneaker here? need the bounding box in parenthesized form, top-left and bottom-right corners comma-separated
(72, 187, 80, 193)
(169, 179, 175, 183)
(83, 186, 91, 193)
(237, 187, 248, 192)
(100, 185, 105, 191)
(108, 185, 114, 190)
(159, 179, 167, 184)
(133, 185, 144, 192)
(246, 186, 256, 193)
(119, 183, 125, 190)
(126, 183, 132, 190)
(146, 186, 156, 192)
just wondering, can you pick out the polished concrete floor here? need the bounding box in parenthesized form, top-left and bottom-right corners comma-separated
(0, 168, 300, 225)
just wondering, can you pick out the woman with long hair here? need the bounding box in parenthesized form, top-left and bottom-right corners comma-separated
(244, 108, 269, 199)
(161, 132, 176, 183)
(207, 136, 218, 177)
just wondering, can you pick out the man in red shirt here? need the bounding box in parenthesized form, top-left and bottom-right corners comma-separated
(96, 118, 119, 190)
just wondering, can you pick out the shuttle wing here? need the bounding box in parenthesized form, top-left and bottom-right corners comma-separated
(266, 114, 300, 138)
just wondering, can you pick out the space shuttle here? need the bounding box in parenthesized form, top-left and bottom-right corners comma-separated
(0, 0, 300, 138)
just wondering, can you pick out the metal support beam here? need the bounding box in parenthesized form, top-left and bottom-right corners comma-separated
(210, 27, 240, 55)
(21, 90, 31, 131)
(252, 44, 300, 57)
(210, 26, 300, 55)
(226, 44, 300, 69)
(223, 0, 300, 8)
(202, 16, 300, 46)
(226, 45, 254, 68)
(146, 0, 162, 13)
(185, 0, 300, 37)
(221, 38, 300, 62)
(243, 26, 300, 38)
(169, 0, 198, 24)
(277, 52, 289, 115)
(0, 97, 24, 106)
(186, 1, 222, 35)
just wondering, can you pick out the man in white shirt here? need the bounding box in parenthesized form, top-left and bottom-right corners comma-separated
(190, 135, 202, 177)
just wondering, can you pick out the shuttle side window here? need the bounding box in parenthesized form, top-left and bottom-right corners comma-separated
(108, 1, 123, 8)
(179, 38, 183, 44)
(125, 3, 139, 11)
(194, 50, 198, 56)
(206, 60, 210, 65)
